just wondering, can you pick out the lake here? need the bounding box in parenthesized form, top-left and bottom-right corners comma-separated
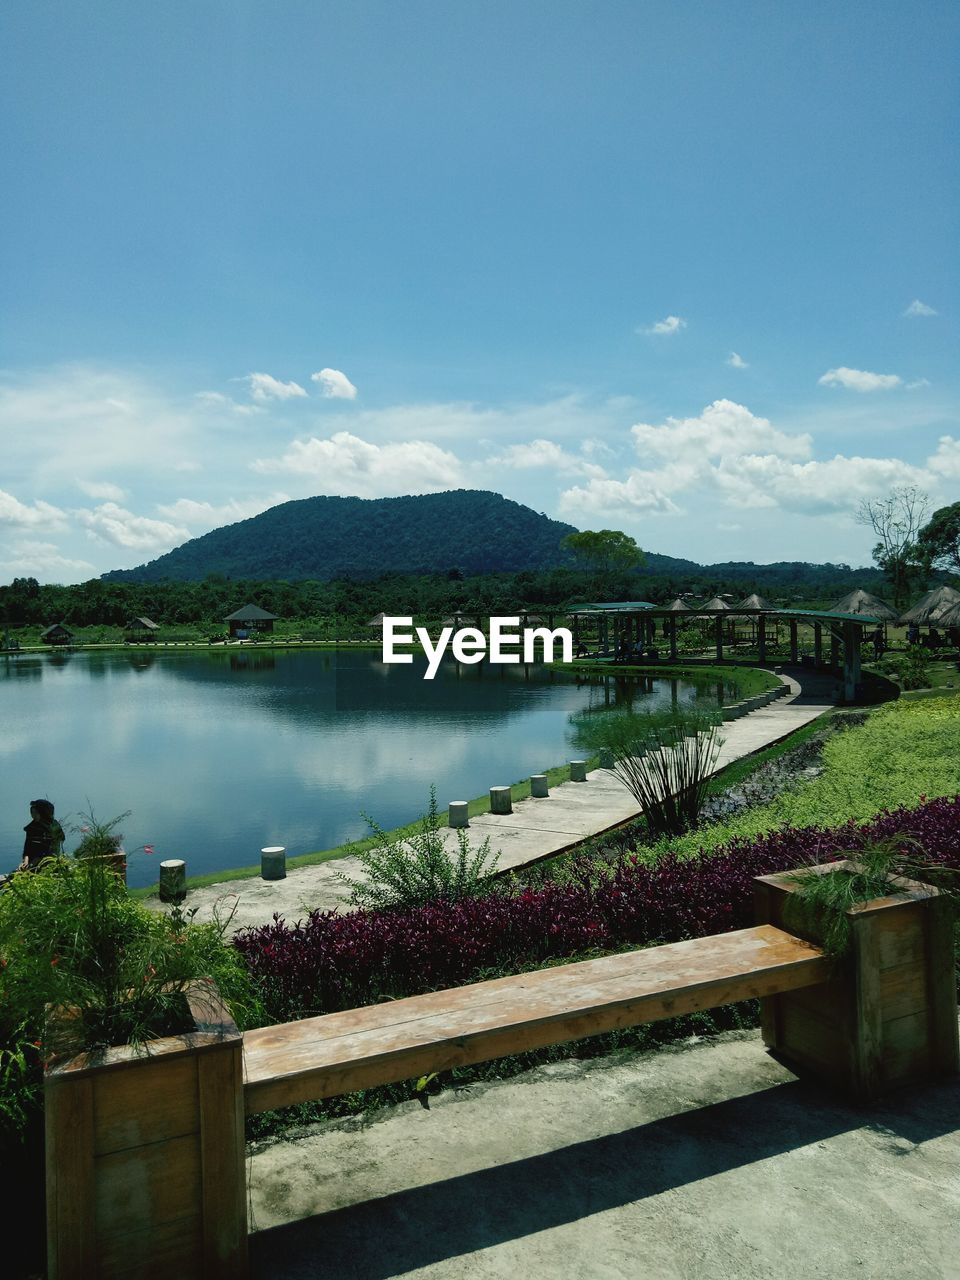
(1, 648, 730, 887)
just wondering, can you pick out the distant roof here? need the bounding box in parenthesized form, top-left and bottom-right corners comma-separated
(899, 585, 960, 625)
(772, 608, 882, 625)
(698, 596, 730, 611)
(569, 601, 655, 613)
(224, 603, 279, 622)
(40, 623, 72, 636)
(125, 616, 159, 629)
(735, 593, 774, 610)
(664, 598, 690, 611)
(830, 589, 898, 621)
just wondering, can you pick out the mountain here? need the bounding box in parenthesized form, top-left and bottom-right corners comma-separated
(102, 491, 590, 582)
(100, 488, 880, 591)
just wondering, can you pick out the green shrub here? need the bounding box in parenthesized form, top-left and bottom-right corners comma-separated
(335, 786, 500, 910)
(878, 645, 932, 690)
(0, 856, 261, 1067)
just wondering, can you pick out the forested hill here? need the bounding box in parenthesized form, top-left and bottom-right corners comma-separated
(99, 487, 882, 592)
(102, 491, 593, 582)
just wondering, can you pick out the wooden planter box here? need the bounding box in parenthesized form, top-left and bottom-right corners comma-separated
(754, 863, 959, 1101)
(45, 981, 247, 1280)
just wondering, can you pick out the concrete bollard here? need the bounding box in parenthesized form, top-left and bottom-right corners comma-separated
(490, 786, 513, 815)
(569, 760, 588, 782)
(158, 859, 186, 904)
(449, 801, 470, 828)
(530, 774, 549, 798)
(599, 749, 615, 769)
(261, 845, 286, 880)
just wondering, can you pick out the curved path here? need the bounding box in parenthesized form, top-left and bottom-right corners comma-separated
(153, 667, 834, 934)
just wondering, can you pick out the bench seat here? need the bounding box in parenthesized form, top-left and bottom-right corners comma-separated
(243, 924, 829, 1114)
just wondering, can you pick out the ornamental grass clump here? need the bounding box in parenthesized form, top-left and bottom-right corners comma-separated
(575, 707, 724, 836)
(335, 785, 500, 911)
(785, 835, 960, 958)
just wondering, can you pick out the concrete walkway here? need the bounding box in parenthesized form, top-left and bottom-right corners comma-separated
(155, 668, 833, 934)
(246, 1024, 960, 1279)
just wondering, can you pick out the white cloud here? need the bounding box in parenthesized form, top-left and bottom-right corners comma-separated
(0, 489, 67, 531)
(640, 315, 686, 336)
(560, 476, 682, 518)
(560, 400, 935, 523)
(251, 431, 462, 497)
(487, 439, 607, 479)
(632, 399, 812, 463)
(0, 539, 96, 583)
(155, 494, 290, 529)
(195, 390, 263, 416)
(928, 435, 960, 480)
(818, 367, 902, 392)
(77, 479, 127, 502)
(244, 372, 308, 403)
(726, 352, 748, 369)
(904, 299, 937, 317)
(906, 378, 931, 391)
(311, 368, 358, 400)
(75, 502, 189, 552)
(0, 365, 211, 483)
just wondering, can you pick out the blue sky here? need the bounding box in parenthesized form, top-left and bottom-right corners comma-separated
(1, 1, 957, 582)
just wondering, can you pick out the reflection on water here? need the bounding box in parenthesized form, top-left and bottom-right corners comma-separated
(1, 649, 726, 888)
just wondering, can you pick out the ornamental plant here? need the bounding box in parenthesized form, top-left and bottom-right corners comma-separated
(235, 795, 960, 1026)
(71, 807, 130, 859)
(0, 854, 260, 1065)
(335, 785, 500, 911)
(574, 707, 724, 836)
(785, 834, 960, 958)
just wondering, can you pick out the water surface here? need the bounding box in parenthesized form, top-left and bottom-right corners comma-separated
(1, 648, 727, 887)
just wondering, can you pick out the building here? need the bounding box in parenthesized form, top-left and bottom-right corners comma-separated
(124, 617, 160, 642)
(40, 623, 74, 646)
(224, 604, 279, 639)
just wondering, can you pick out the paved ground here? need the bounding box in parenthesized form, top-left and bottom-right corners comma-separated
(246, 1024, 960, 1280)
(151, 667, 834, 933)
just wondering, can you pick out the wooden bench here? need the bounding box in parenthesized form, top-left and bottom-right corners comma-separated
(243, 925, 829, 1114)
(45, 873, 958, 1280)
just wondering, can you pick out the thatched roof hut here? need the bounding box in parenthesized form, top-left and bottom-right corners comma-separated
(936, 598, 960, 629)
(366, 612, 387, 628)
(699, 596, 730, 611)
(734, 593, 774, 610)
(830, 589, 898, 622)
(664, 597, 690, 611)
(899, 585, 960, 625)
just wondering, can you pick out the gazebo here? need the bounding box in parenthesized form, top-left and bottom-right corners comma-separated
(899, 585, 960, 627)
(224, 604, 279, 638)
(830, 589, 898, 621)
(124, 616, 160, 642)
(40, 623, 74, 646)
(735, 592, 774, 610)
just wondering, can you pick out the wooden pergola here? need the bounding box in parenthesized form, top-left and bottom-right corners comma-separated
(565, 602, 881, 702)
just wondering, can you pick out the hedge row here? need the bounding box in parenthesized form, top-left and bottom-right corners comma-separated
(233, 795, 960, 1024)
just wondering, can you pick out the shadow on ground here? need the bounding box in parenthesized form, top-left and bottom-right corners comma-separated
(250, 1069, 960, 1279)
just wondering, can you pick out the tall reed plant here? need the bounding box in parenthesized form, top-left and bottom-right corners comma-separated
(575, 707, 724, 836)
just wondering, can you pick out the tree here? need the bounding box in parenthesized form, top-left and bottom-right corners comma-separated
(854, 486, 929, 609)
(916, 502, 960, 576)
(561, 529, 645, 592)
